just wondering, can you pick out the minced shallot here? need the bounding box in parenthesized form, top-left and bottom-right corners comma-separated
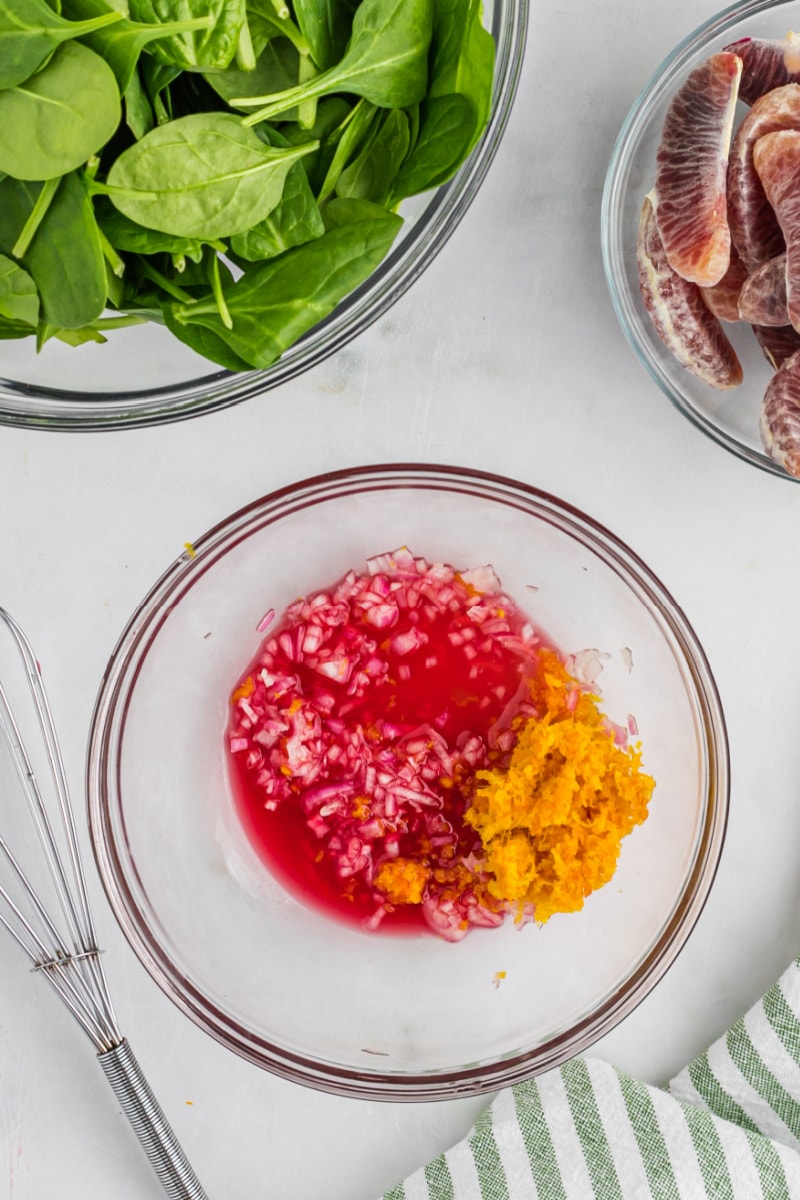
(227, 548, 654, 940)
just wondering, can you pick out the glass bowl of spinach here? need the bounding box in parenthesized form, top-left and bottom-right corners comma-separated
(0, 0, 528, 430)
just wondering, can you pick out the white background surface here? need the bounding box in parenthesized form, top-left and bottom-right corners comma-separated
(4, 1, 800, 1196)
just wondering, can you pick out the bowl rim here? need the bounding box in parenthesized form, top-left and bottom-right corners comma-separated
(0, 0, 529, 433)
(601, 0, 798, 483)
(86, 462, 731, 1100)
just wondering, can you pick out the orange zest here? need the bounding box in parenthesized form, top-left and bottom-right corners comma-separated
(464, 651, 654, 924)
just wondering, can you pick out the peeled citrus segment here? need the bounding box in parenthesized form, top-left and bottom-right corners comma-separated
(752, 129, 800, 331)
(653, 52, 742, 287)
(760, 347, 800, 474)
(727, 84, 800, 270)
(700, 247, 748, 321)
(753, 323, 800, 369)
(723, 34, 800, 105)
(638, 193, 743, 389)
(737, 253, 788, 325)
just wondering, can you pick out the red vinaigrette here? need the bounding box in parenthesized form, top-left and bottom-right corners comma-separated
(225, 548, 651, 940)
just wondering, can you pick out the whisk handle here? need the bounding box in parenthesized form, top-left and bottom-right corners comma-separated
(98, 1039, 210, 1200)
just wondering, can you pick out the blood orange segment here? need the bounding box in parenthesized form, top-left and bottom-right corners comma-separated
(727, 83, 800, 270)
(637, 193, 743, 389)
(723, 34, 800, 105)
(753, 323, 800, 369)
(700, 247, 748, 321)
(737, 253, 788, 325)
(654, 52, 742, 287)
(760, 347, 800, 474)
(752, 129, 800, 331)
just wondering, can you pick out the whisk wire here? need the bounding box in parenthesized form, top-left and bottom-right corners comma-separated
(0, 612, 95, 951)
(0, 608, 210, 1198)
(0, 855, 119, 1052)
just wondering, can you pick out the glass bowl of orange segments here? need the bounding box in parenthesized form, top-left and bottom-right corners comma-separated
(602, 0, 800, 481)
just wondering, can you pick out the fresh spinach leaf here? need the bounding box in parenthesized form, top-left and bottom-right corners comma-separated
(171, 209, 402, 367)
(428, 0, 494, 135)
(229, 153, 324, 259)
(0, 42, 120, 181)
(128, 0, 246, 70)
(203, 35, 299, 109)
(245, 0, 308, 56)
(54, 324, 107, 344)
(320, 193, 400, 227)
(277, 95, 353, 192)
(388, 0, 495, 200)
(335, 106, 409, 204)
(63, 0, 213, 92)
(162, 302, 253, 370)
(291, 0, 354, 70)
(389, 92, 476, 199)
(139, 57, 181, 123)
(103, 111, 317, 239)
(316, 98, 377, 200)
(0, 172, 107, 328)
(98, 204, 215, 262)
(0, 315, 35, 339)
(0, 0, 123, 90)
(0, 254, 39, 326)
(236, 0, 434, 124)
(124, 66, 155, 138)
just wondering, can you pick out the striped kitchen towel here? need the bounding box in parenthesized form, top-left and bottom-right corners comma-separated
(382, 957, 800, 1198)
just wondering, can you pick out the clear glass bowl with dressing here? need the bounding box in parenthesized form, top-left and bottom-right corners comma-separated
(87, 463, 729, 1099)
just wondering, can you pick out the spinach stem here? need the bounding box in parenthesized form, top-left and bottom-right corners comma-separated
(12, 177, 61, 259)
(207, 254, 233, 330)
(235, 21, 257, 72)
(90, 315, 149, 330)
(266, 0, 290, 20)
(99, 229, 126, 278)
(297, 54, 318, 131)
(139, 262, 195, 304)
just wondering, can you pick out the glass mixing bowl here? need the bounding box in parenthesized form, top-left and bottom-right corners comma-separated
(86, 464, 729, 1100)
(602, 0, 800, 481)
(0, 1, 528, 432)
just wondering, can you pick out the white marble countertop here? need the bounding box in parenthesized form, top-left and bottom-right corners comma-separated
(4, 1, 800, 1196)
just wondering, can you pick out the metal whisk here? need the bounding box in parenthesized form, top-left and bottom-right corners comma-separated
(0, 607, 210, 1200)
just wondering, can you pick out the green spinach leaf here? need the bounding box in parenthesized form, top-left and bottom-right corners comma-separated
(162, 303, 253, 370)
(316, 98, 377, 201)
(124, 66, 155, 138)
(389, 92, 475, 199)
(98, 204, 214, 262)
(236, 0, 434, 124)
(0, 0, 123, 90)
(291, 0, 354, 70)
(139, 57, 181, 123)
(171, 209, 402, 367)
(128, 0, 246, 70)
(335, 106, 409, 204)
(0, 42, 120, 181)
(203, 35, 299, 109)
(103, 111, 317, 239)
(428, 0, 494, 134)
(389, 0, 494, 200)
(245, 0, 308, 56)
(0, 172, 107, 328)
(0, 253, 39, 326)
(62, 0, 213, 92)
(320, 193, 400, 227)
(229, 153, 324, 259)
(0, 315, 35, 339)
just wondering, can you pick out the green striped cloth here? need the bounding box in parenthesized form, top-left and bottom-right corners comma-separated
(382, 957, 800, 1198)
